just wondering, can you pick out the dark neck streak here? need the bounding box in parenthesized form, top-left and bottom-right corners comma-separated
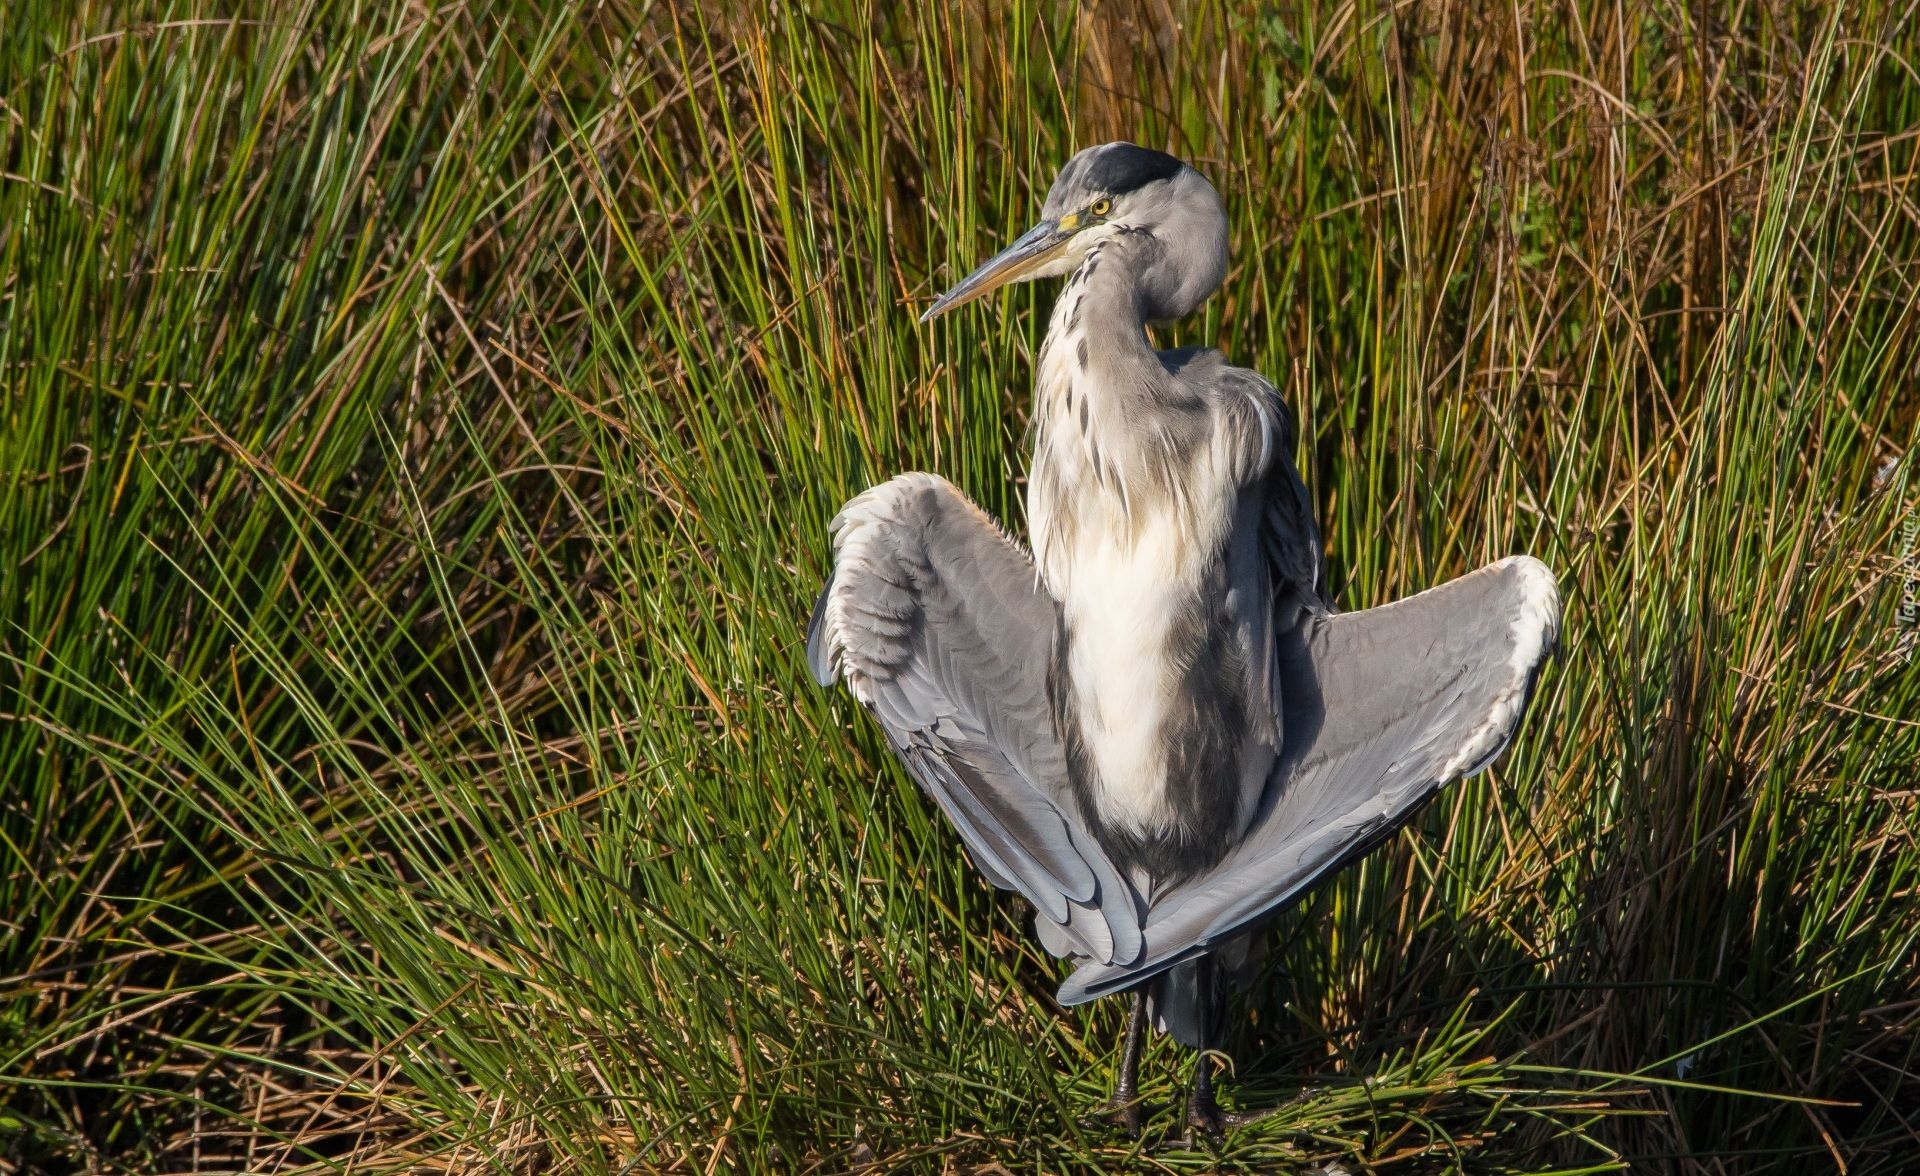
(1041, 237, 1179, 521)
(1050, 235, 1162, 392)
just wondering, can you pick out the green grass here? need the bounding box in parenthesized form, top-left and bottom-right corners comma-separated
(2, 1, 1916, 1171)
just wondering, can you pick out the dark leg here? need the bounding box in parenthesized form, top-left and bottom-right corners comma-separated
(1184, 954, 1261, 1144)
(1083, 989, 1149, 1135)
(1184, 953, 1225, 1142)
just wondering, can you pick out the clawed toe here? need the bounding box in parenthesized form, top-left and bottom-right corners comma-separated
(1082, 1092, 1149, 1137)
(1183, 1100, 1224, 1146)
(1184, 1094, 1273, 1145)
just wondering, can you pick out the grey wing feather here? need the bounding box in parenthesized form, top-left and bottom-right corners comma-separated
(1057, 554, 1560, 1004)
(808, 473, 1143, 966)
(1214, 364, 1322, 769)
(1210, 364, 1323, 613)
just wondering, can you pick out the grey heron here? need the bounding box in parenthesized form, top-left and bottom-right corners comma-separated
(807, 142, 1559, 1139)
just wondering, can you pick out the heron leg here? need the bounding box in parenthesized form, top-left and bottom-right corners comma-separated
(1082, 989, 1149, 1136)
(1184, 954, 1262, 1144)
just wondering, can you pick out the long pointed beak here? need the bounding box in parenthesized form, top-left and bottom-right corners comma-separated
(920, 220, 1070, 321)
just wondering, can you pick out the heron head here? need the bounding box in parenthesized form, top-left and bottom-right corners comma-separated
(921, 142, 1228, 322)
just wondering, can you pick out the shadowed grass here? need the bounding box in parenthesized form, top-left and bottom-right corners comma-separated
(2, 1, 1916, 1171)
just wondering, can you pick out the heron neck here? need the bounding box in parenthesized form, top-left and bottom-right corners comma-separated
(1038, 242, 1162, 395)
(1026, 241, 1180, 598)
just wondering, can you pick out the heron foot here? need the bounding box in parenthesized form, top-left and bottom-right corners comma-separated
(1080, 1091, 1150, 1137)
(1182, 1085, 1312, 1146)
(1182, 1088, 1265, 1145)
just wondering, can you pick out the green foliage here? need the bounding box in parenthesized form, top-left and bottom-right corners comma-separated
(2, 1, 1915, 1171)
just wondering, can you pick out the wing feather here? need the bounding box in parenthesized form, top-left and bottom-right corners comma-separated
(809, 473, 1143, 966)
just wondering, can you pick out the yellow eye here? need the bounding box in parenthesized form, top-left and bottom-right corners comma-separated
(1090, 197, 1112, 217)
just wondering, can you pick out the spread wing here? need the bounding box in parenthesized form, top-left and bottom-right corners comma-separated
(1057, 555, 1560, 1004)
(807, 473, 1143, 966)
